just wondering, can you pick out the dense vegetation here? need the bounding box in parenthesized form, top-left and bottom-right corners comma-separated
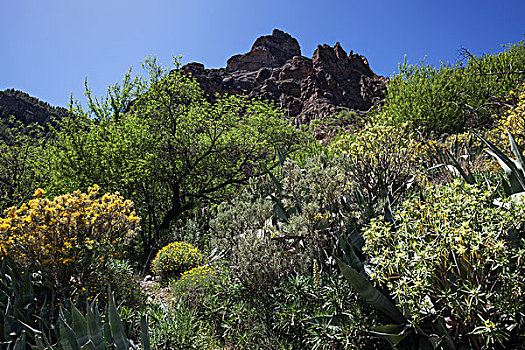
(1, 40, 525, 349)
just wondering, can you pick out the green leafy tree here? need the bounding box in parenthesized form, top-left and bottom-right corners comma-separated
(47, 57, 310, 256)
(0, 116, 48, 212)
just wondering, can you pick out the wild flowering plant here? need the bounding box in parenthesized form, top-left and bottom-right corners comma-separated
(363, 180, 525, 348)
(489, 84, 525, 149)
(151, 241, 204, 279)
(174, 265, 219, 289)
(171, 264, 224, 309)
(0, 185, 140, 293)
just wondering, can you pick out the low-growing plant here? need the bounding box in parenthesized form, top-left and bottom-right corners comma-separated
(151, 241, 204, 280)
(0, 255, 56, 348)
(78, 258, 146, 310)
(362, 180, 525, 349)
(173, 265, 221, 291)
(272, 274, 386, 350)
(147, 301, 201, 349)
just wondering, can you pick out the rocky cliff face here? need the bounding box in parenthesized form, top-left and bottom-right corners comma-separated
(182, 29, 387, 125)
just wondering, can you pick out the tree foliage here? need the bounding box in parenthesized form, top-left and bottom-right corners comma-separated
(0, 117, 49, 212)
(47, 57, 310, 255)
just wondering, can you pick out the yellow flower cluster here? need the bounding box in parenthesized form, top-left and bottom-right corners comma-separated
(0, 185, 141, 287)
(151, 241, 204, 279)
(489, 85, 525, 150)
(174, 265, 219, 289)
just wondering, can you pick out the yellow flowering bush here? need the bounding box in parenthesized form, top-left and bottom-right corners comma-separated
(489, 85, 525, 150)
(170, 264, 225, 310)
(151, 241, 204, 279)
(173, 265, 220, 289)
(0, 185, 141, 292)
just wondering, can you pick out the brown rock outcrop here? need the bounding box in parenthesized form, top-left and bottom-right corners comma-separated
(227, 29, 301, 72)
(181, 29, 387, 125)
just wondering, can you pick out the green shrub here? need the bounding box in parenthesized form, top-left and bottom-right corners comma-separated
(147, 301, 215, 349)
(79, 258, 146, 310)
(382, 39, 525, 135)
(0, 116, 48, 213)
(166, 265, 386, 349)
(272, 274, 386, 350)
(363, 180, 525, 349)
(151, 241, 204, 279)
(329, 120, 419, 209)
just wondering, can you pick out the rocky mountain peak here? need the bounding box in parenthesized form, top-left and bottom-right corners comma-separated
(227, 29, 301, 72)
(183, 29, 387, 126)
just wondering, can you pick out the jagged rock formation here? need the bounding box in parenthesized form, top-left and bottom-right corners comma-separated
(0, 89, 70, 128)
(182, 29, 387, 125)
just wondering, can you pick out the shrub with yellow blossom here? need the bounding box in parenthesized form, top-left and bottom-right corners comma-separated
(0, 185, 141, 293)
(170, 264, 225, 310)
(173, 265, 220, 290)
(151, 241, 204, 279)
(488, 85, 525, 150)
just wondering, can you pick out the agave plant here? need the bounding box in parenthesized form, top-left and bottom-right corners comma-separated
(0, 255, 55, 349)
(54, 290, 150, 350)
(0, 255, 151, 350)
(478, 129, 525, 198)
(428, 129, 525, 199)
(426, 134, 482, 185)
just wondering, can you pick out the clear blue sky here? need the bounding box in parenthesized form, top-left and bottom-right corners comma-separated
(1, 0, 524, 108)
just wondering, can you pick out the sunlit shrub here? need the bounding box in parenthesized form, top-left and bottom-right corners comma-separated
(171, 264, 225, 313)
(488, 84, 525, 150)
(329, 121, 419, 208)
(363, 180, 525, 348)
(0, 185, 140, 293)
(381, 40, 525, 135)
(174, 265, 219, 289)
(151, 241, 204, 279)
